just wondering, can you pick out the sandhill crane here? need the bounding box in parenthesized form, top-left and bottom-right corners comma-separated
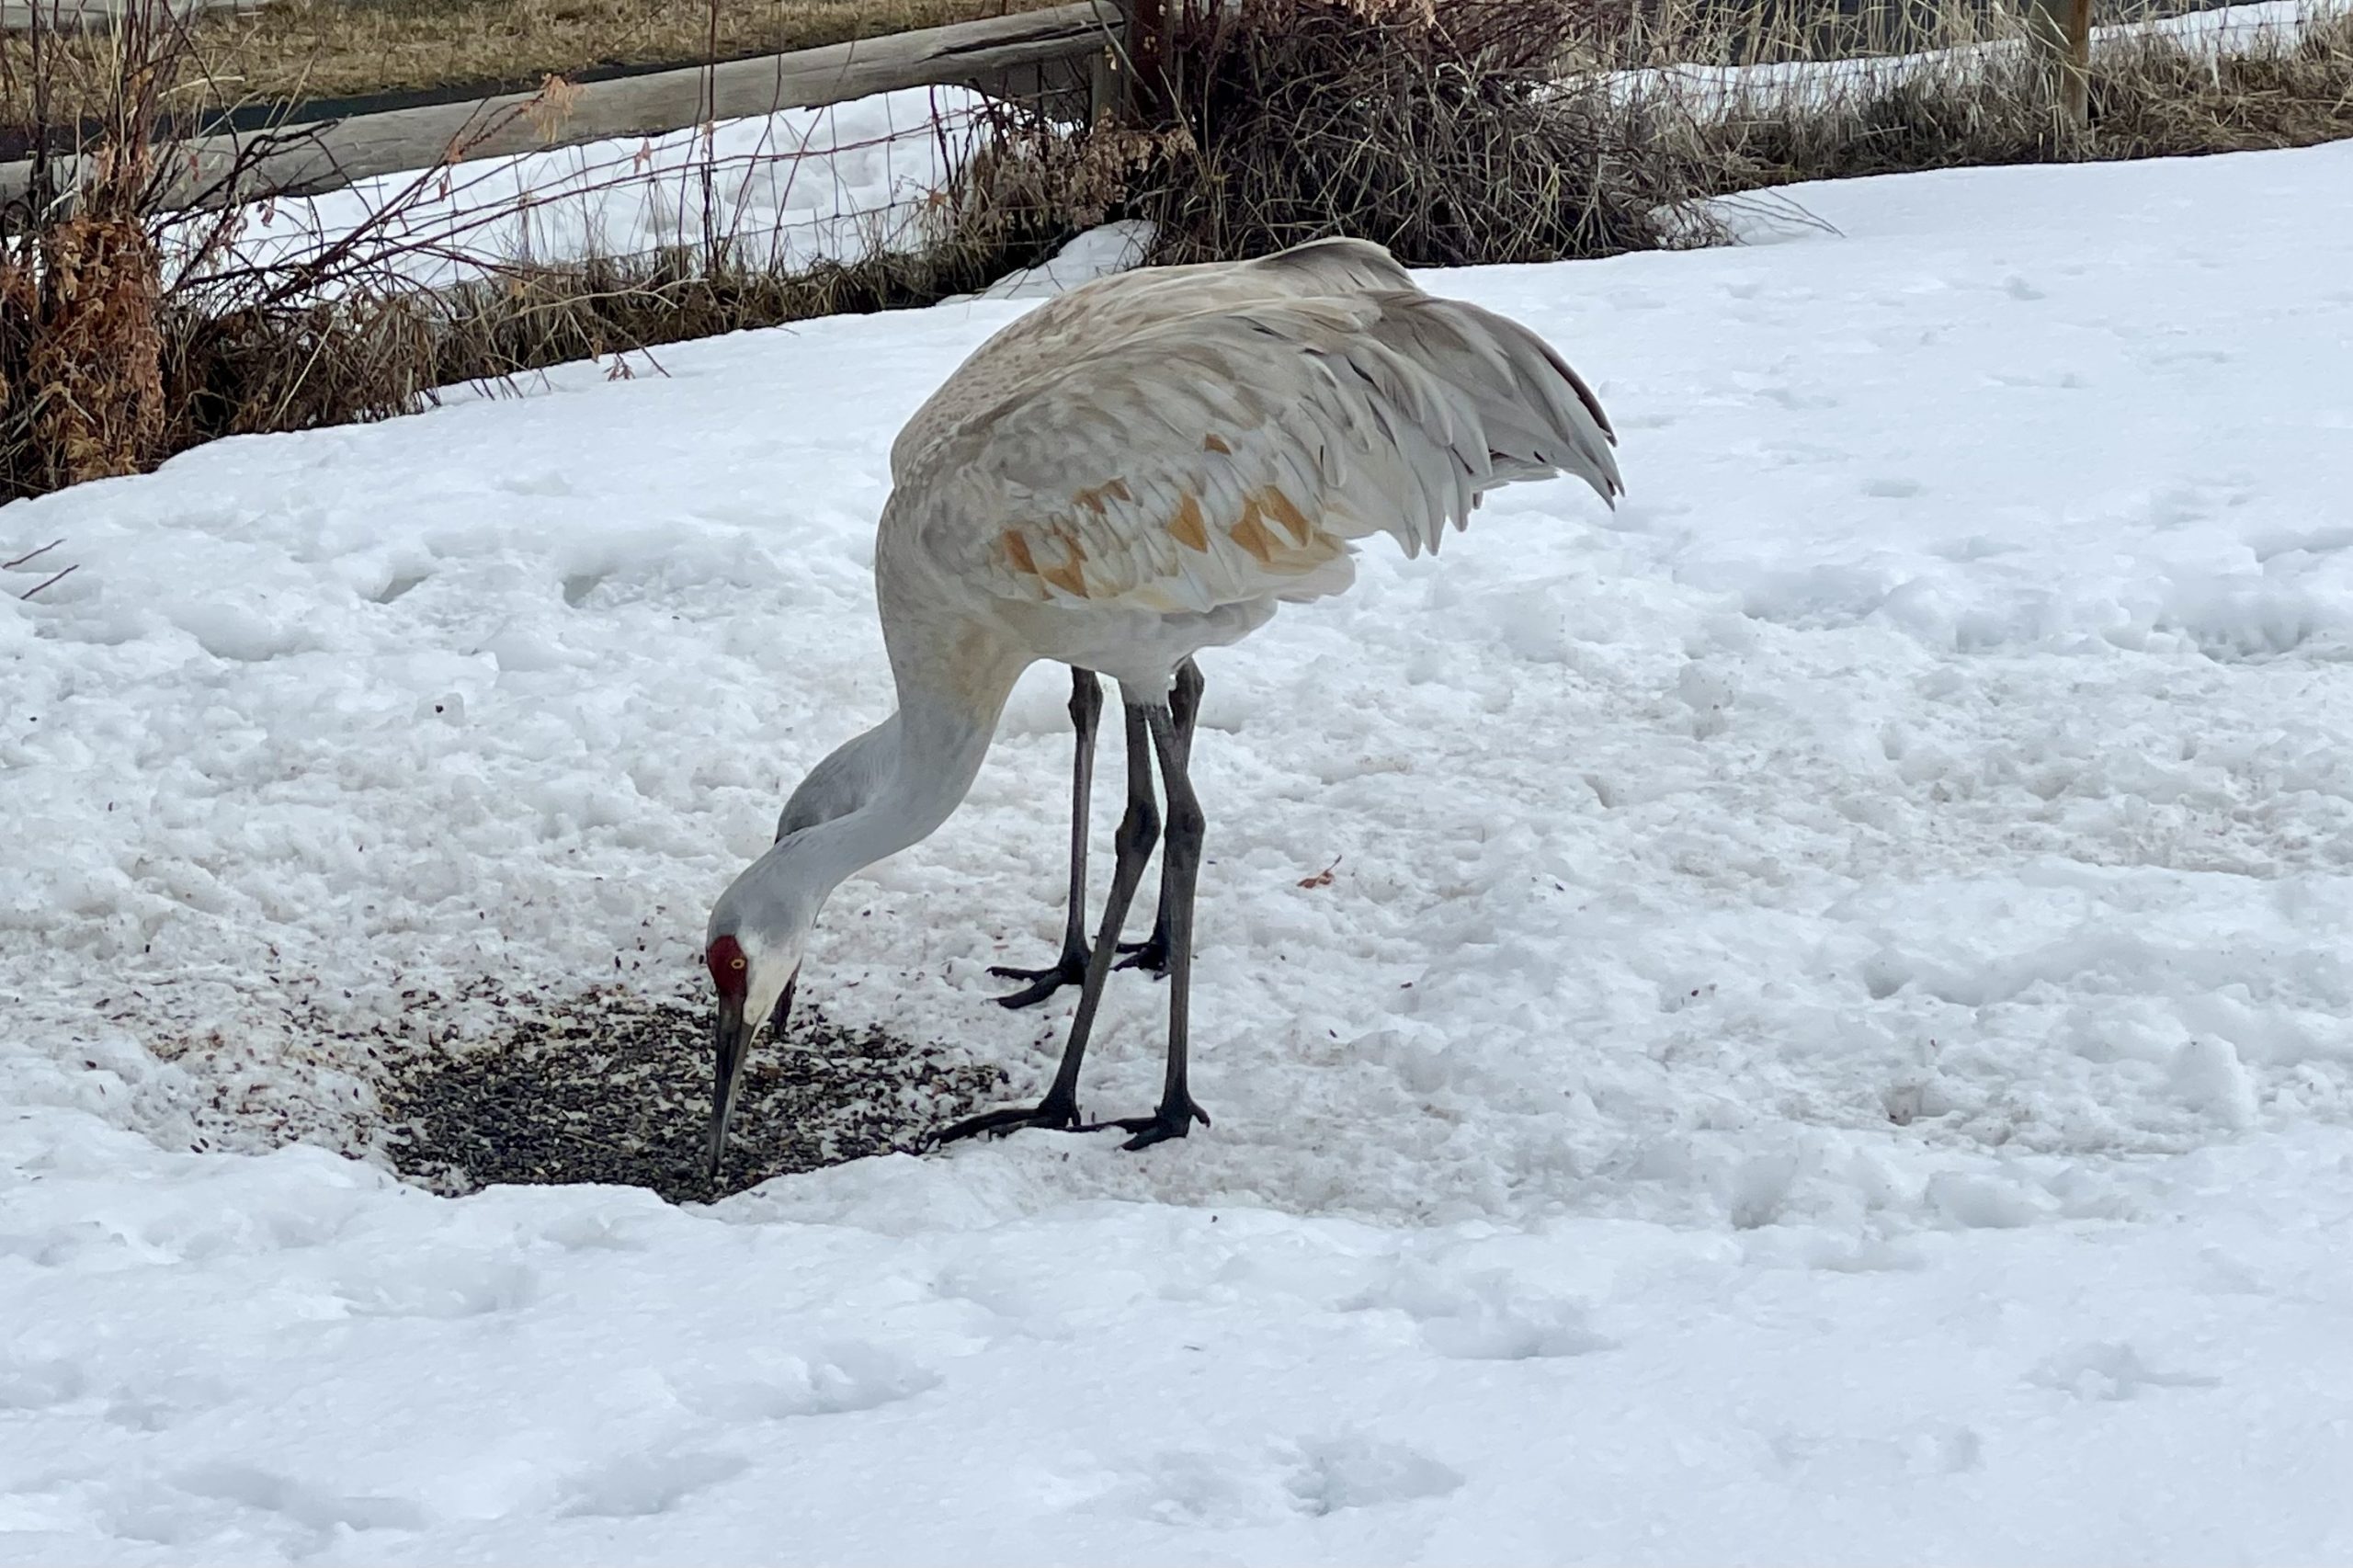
(705, 237, 1621, 1176)
(886, 241, 1429, 1011)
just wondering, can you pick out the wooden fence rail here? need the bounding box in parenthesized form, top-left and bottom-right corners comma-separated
(0, 0, 242, 33)
(0, 0, 1129, 208)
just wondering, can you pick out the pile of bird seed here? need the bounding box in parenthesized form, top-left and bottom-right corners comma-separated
(382, 986, 1005, 1203)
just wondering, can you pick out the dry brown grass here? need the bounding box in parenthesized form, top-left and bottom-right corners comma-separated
(1625, 0, 2353, 189)
(1129, 0, 1720, 268)
(0, 0, 178, 488)
(2, 0, 1063, 126)
(158, 220, 1063, 460)
(1103, 0, 2353, 273)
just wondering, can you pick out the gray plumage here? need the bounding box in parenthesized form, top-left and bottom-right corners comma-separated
(705, 236, 1623, 1173)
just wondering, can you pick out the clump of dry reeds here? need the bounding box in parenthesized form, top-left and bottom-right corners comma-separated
(0, 0, 177, 490)
(1130, 0, 1723, 267)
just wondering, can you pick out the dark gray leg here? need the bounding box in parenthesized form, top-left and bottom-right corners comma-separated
(988, 667, 1102, 1009)
(936, 701, 1162, 1143)
(1116, 656, 1203, 979)
(1097, 703, 1212, 1149)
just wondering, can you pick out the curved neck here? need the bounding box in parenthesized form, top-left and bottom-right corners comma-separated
(721, 620, 1029, 938)
(793, 685, 1002, 892)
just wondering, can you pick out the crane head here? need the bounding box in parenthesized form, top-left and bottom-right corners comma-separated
(703, 925, 801, 1182)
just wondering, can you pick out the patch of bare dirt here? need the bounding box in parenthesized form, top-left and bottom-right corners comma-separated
(381, 984, 1004, 1202)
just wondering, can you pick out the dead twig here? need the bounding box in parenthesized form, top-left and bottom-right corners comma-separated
(18, 561, 77, 598)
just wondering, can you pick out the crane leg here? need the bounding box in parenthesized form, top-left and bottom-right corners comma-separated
(1115, 656, 1203, 980)
(935, 701, 1162, 1144)
(1094, 703, 1212, 1149)
(987, 667, 1103, 1009)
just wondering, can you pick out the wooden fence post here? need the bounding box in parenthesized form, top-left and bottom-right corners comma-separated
(1088, 32, 1117, 121)
(2023, 0, 2094, 131)
(2062, 0, 2093, 128)
(1121, 0, 1171, 124)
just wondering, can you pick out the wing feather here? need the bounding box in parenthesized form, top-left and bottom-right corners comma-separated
(890, 237, 1430, 483)
(898, 288, 1622, 619)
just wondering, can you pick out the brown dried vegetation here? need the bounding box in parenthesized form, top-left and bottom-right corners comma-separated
(2, 0, 2349, 506)
(1109, 0, 2353, 272)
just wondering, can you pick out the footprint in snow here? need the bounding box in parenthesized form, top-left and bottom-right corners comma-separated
(557, 1451, 750, 1518)
(1283, 1437, 1466, 1517)
(166, 1462, 430, 1551)
(1418, 1299, 1614, 1362)
(1344, 1266, 1615, 1362)
(103, 1372, 236, 1433)
(0, 1357, 87, 1411)
(1086, 1449, 1300, 1528)
(535, 1209, 658, 1253)
(666, 1341, 939, 1421)
(1087, 1437, 1462, 1528)
(1757, 439, 1846, 469)
(1767, 1426, 1983, 1482)
(495, 469, 574, 497)
(2251, 525, 2353, 563)
(2027, 1342, 2221, 1402)
(334, 1258, 539, 1319)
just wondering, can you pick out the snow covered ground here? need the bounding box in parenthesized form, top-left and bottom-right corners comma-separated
(189, 86, 988, 291)
(6, 139, 2353, 1561)
(953, 219, 1157, 301)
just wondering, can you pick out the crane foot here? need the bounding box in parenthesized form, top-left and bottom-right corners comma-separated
(932, 1092, 1085, 1145)
(1092, 1097, 1211, 1152)
(986, 949, 1090, 1010)
(1112, 932, 1171, 979)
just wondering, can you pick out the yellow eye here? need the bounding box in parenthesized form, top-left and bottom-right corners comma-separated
(730, 956, 745, 971)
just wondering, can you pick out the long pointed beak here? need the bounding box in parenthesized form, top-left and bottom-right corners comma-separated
(708, 996, 751, 1181)
(707, 971, 795, 1182)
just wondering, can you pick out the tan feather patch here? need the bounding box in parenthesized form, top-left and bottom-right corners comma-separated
(1202, 433, 1233, 454)
(1259, 485, 1313, 545)
(1171, 493, 1210, 551)
(1230, 497, 1279, 566)
(1002, 529, 1038, 577)
(1074, 478, 1134, 516)
(1042, 535, 1089, 598)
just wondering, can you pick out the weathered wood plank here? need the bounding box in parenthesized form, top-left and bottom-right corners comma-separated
(2020, 0, 2096, 124)
(0, 0, 245, 33)
(0, 0, 1123, 207)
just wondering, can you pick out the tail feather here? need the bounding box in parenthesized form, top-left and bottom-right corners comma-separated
(1362, 291, 1624, 520)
